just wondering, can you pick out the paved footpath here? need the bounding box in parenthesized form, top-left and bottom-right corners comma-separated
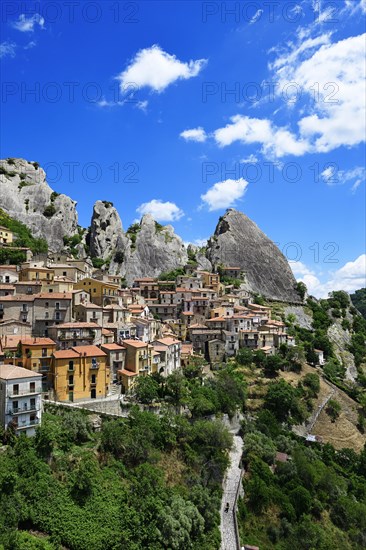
(220, 434, 243, 550)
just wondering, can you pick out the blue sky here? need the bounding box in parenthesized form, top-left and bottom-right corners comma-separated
(1, 0, 365, 296)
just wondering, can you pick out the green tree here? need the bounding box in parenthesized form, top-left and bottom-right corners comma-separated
(134, 375, 159, 404)
(264, 379, 298, 422)
(326, 399, 341, 422)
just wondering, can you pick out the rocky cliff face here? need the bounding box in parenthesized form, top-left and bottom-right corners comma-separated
(113, 214, 188, 284)
(0, 158, 78, 251)
(206, 209, 301, 303)
(88, 200, 128, 260)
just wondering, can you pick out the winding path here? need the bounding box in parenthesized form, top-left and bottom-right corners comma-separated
(220, 434, 243, 550)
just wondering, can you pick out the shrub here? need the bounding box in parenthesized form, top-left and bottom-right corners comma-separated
(113, 250, 124, 264)
(92, 258, 105, 269)
(43, 204, 56, 218)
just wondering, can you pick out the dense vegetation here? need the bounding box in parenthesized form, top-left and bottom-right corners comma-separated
(239, 411, 366, 549)
(351, 288, 366, 319)
(0, 406, 231, 550)
(0, 207, 48, 263)
(0, 363, 247, 550)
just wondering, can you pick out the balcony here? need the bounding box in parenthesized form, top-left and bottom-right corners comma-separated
(59, 332, 95, 341)
(8, 404, 39, 414)
(90, 362, 99, 370)
(8, 388, 38, 397)
(16, 419, 40, 429)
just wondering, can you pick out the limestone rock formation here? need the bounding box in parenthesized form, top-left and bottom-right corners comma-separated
(187, 244, 212, 271)
(0, 158, 78, 251)
(119, 214, 188, 284)
(88, 200, 128, 260)
(206, 208, 301, 303)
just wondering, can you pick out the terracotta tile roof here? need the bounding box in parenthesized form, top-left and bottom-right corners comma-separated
(1, 336, 56, 348)
(122, 339, 151, 348)
(35, 292, 72, 299)
(118, 369, 138, 376)
(175, 287, 192, 292)
(0, 294, 35, 302)
(0, 265, 18, 270)
(0, 364, 42, 379)
(72, 345, 106, 357)
(53, 349, 80, 359)
(101, 343, 125, 351)
(181, 344, 193, 354)
(154, 337, 180, 346)
(50, 322, 101, 329)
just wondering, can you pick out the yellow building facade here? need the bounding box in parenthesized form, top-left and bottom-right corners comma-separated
(0, 226, 13, 245)
(74, 278, 119, 306)
(52, 345, 109, 402)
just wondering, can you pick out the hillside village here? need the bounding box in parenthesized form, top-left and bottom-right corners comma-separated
(0, 230, 307, 435)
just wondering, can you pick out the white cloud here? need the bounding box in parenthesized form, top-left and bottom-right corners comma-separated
(213, 115, 309, 158)
(343, 0, 366, 15)
(290, 255, 366, 298)
(0, 41, 16, 58)
(249, 9, 263, 24)
(321, 165, 365, 191)
(273, 32, 366, 153)
(240, 154, 258, 164)
(180, 127, 207, 142)
(185, 238, 208, 248)
(117, 45, 207, 93)
(136, 199, 184, 222)
(24, 40, 37, 50)
(12, 14, 45, 32)
(136, 100, 148, 112)
(201, 178, 249, 211)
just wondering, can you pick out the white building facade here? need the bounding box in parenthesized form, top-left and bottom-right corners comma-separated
(0, 365, 42, 436)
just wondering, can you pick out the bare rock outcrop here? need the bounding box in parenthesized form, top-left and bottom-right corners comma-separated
(120, 214, 188, 284)
(0, 158, 78, 251)
(187, 244, 212, 271)
(88, 201, 128, 260)
(206, 208, 301, 303)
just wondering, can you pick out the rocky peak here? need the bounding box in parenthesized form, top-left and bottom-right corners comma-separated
(206, 208, 301, 303)
(89, 200, 127, 260)
(0, 158, 78, 251)
(120, 216, 188, 284)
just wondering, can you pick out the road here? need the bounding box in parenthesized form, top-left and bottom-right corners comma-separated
(220, 434, 243, 550)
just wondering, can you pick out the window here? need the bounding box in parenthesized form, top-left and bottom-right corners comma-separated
(91, 374, 96, 384)
(42, 348, 47, 357)
(12, 400, 18, 412)
(55, 312, 60, 320)
(5, 276, 9, 283)
(69, 360, 74, 371)
(55, 302, 60, 310)
(13, 384, 19, 396)
(45, 302, 49, 308)
(68, 375, 74, 385)
(30, 382, 35, 393)
(63, 271, 67, 276)
(30, 398, 36, 409)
